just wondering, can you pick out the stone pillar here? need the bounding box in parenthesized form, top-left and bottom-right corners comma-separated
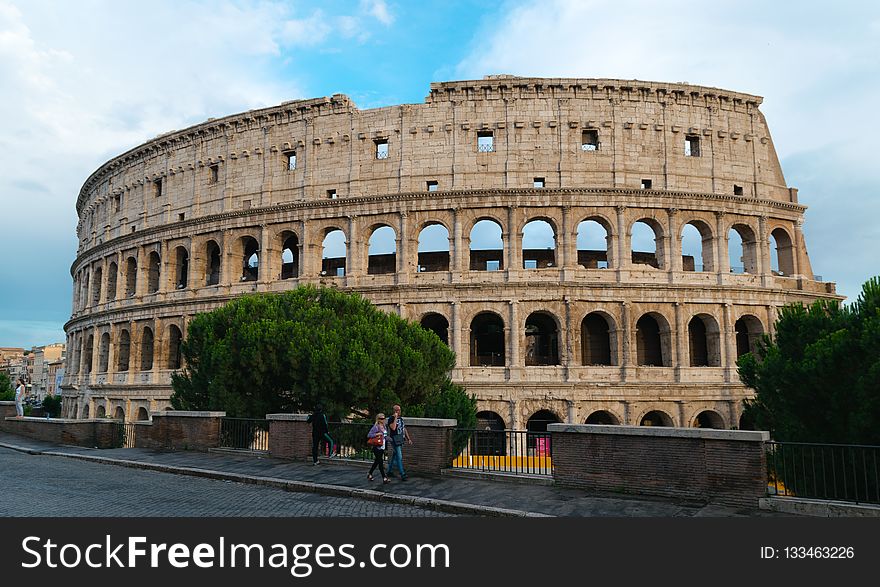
(400, 417, 458, 476)
(715, 211, 730, 277)
(397, 212, 410, 284)
(620, 301, 632, 382)
(562, 297, 573, 381)
(346, 214, 360, 282)
(508, 399, 518, 430)
(508, 300, 520, 378)
(159, 240, 170, 294)
(722, 303, 734, 382)
(221, 230, 233, 286)
(666, 208, 682, 273)
(452, 207, 464, 278)
(505, 205, 520, 278)
(267, 414, 312, 461)
(451, 301, 464, 369)
(674, 302, 684, 379)
(758, 215, 769, 286)
(259, 224, 273, 284)
(615, 205, 629, 275)
(561, 206, 577, 278)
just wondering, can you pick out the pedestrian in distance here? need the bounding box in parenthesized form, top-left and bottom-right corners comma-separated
(366, 413, 390, 483)
(386, 404, 412, 481)
(14, 378, 26, 418)
(307, 403, 336, 464)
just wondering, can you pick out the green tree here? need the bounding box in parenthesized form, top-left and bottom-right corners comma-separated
(0, 371, 13, 401)
(42, 395, 62, 418)
(739, 276, 880, 444)
(171, 286, 458, 419)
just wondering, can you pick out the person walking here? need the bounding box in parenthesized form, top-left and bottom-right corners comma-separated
(386, 404, 412, 480)
(14, 378, 26, 418)
(366, 413, 390, 483)
(306, 403, 336, 464)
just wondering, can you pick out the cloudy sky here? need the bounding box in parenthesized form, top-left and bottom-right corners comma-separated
(0, 0, 877, 348)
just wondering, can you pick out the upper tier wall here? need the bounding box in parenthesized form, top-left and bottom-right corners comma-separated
(75, 77, 790, 247)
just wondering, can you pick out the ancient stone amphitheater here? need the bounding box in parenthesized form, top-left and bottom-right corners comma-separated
(62, 76, 839, 431)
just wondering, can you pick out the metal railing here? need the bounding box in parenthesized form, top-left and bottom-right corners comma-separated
(471, 353, 505, 367)
(112, 422, 136, 448)
(327, 421, 375, 462)
(219, 417, 269, 452)
(451, 429, 553, 475)
(766, 441, 880, 504)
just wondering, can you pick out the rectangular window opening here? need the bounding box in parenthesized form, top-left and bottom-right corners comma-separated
(581, 129, 599, 151)
(328, 189, 338, 199)
(427, 180, 438, 192)
(477, 131, 494, 153)
(286, 151, 297, 171)
(114, 195, 121, 213)
(178, 213, 185, 221)
(641, 178, 653, 189)
(375, 139, 389, 159)
(734, 184, 744, 196)
(209, 164, 219, 184)
(685, 135, 701, 157)
(153, 179, 163, 198)
(533, 177, 545, 188)
(524, 259, 538, 269)
(486, 260, 500, 271)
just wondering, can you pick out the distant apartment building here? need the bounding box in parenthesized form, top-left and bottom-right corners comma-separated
(31, 343, 66, 400)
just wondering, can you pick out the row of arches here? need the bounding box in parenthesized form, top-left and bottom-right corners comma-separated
(73, 324, 183, 376)
(73, 214, 800, 310)
(71, 402, 152, 422)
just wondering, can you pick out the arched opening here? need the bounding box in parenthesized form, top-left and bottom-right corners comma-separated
(417, 223, 450, 272)
(522, 219, 556, 269)
(83, 404, 90, 419)
(82, 334, 94, 374)
(96, 405, 106, 418)
(91, 267, 103, 305)
(640, 410, 673, 427)
(147, 251, 161, 293)
(526, 410, 559, 455)
(735, 315, 764, 358)
(174, 247, 189, 289)
(585, 410, 620, 425)
(206, 241, 221, 285)
(114, 406, 125, 421)
(420, 313, 449, 345)
(631, 220, 663, 268)
(106, 262, 118, 301)
(125, 257, 137, 297)
(474, 411, 506, 456)
(321, 229, 347, 277)
(240, 236, 260, 282)
(693, 410, 725, 429)
(524, 312, 559, 366)
(140, 327, 154, 371)
(688, 314, 721, 367)
(280, 232, 299, 279)
(98, 332, 110, 373)
(470, 312, 505, 366)
(581, 312, 612, 365)
(636, 314, 665, 366)
(577, 218, 611, 268)
(80, 272, 89, 309)
(137, 407, 150, 421)
(728, 224, 758, 274)
(738, 411, 756, 431)
(117, 330, 131, 372)
(770, 227, 795, 276)
(367, 225, 397, 274)
(469, 219, 503, 271)
(681, 221, 713, 272)
(167, 324, 183, 369)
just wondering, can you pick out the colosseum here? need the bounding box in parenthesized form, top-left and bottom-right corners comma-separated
(62, 75, 839, 431)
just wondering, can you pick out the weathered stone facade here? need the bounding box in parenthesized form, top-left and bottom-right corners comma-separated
(63, 76, 839, 428)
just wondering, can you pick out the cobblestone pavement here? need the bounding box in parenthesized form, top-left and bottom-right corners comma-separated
(0, 447, 455, 517)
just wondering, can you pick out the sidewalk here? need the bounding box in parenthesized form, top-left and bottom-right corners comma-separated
(0, 431, 788, 517)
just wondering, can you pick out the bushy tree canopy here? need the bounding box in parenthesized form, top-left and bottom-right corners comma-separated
(171, 286, 459, 419)
(739, 276, 880, 444)
(0, 372, 13, 401)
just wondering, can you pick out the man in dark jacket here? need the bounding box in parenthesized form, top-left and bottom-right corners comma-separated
(386, 404, 412, 480)
(307, 404, 336, 464)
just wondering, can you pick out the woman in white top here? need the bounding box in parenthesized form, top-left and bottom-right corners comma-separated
(14, 378, 26, 417)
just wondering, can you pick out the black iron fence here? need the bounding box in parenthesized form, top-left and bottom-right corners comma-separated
(451, 429, 553, 475)
(766, 441, 880, 504)
(111, 421, 136, 448)
(327, 421, 375, 462)
(219, 417, 269, 452)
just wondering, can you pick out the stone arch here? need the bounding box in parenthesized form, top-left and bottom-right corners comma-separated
(80, 270, 90, 309)
(140, 326, 154, 371)
(680, 219, 714, 272)
(167, 324, 183, 369)
(82, 333, 94, 374)
(106, 261, 118, 301)
(770, 226, 795, 276)
(96, 404, 106, 418)
(137, 406, 150, 421)
(417, 222, 450, 272)
(420, 312, 449, 345)
(688, 313, 721, 367)
(474, 410, 507, 455)
(124, 256, 137, 297)
(585, 410, 620, 425)
(367, 224, 397, 275)
(147, 251, 161, 293)
(117, 329, 131, 372)
(114, 406, 125, 421)
(173, 246, 189, 289)
(728, 223, 758, 274)
(639, 409, 674, 427)
(526, 409, 562, 433)
(83, 403, 90, 419)
(280, 231, 299, 279)
(205, 240, 222, 285)
(321, 227, 347, 277)
(635, 312, 671, 367)
(735, 314, 764, 358)
(581, 311, 614, 365)
(98, 332, 110, 373)
(522, 218, 557, 269)
(469, 218, 504, 271)
(524, 311, 560, 366)
(91, 266, 103, 305)
(691, 409, 726, 429)
(631, 218, 665, 269)
(576, 214, 614, 269)
(470, 311, 505, 366)
(238, 235, 260, 282)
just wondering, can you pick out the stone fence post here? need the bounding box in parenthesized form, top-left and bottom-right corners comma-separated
(135, 411, 225, 450)
(267, 414, 312, 461)
(548, 423, 769, 508)
(402, 417, 457, 476)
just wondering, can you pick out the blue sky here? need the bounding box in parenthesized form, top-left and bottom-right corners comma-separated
(0, 0, 878, 348)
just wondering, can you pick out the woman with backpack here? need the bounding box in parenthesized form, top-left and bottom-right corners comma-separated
(366, 413, 390, 483)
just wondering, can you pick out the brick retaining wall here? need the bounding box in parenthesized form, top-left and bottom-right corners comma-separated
(0, 416, 119, 448)
(133, 412, 225, 450)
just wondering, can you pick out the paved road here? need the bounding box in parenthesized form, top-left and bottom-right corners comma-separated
(0, 448, 455, 517)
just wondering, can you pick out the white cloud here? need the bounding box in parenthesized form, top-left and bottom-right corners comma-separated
(361, 0, 394, 26)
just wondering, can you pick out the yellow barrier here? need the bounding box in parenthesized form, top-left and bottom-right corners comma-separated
(452, 454, 553, 470)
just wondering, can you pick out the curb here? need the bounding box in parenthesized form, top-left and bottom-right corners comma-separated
(37, 450, 550, 518)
